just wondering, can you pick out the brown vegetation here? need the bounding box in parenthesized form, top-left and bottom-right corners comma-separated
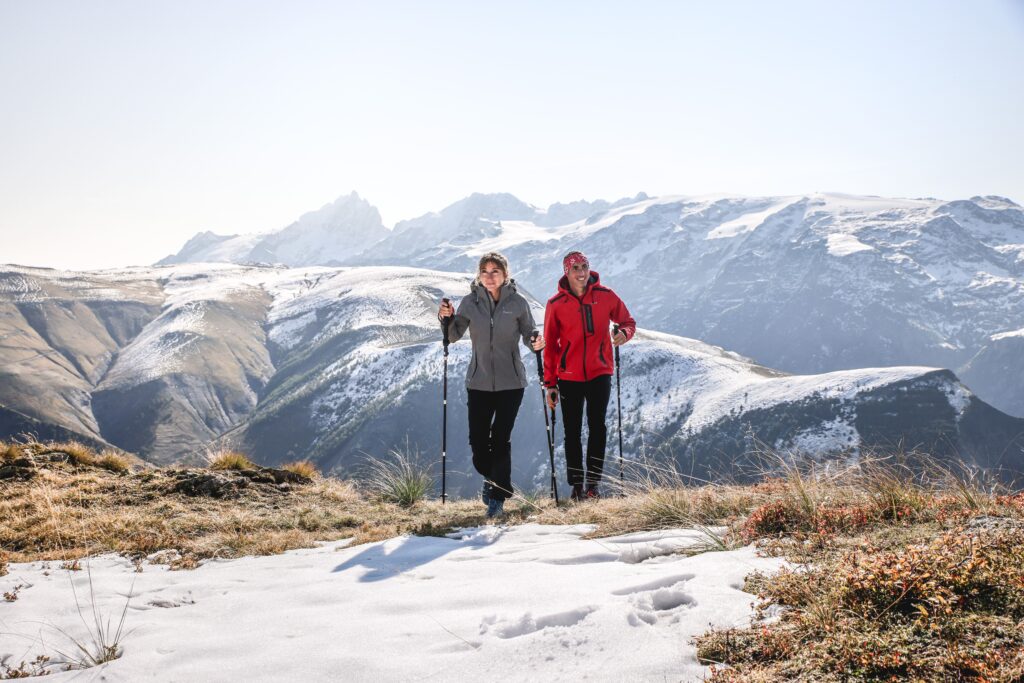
(694, 459, 1024, 682)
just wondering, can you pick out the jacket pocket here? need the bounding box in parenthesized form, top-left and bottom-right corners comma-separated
(560, 342, 570, 371)
(599, 339, 608, 367)
(471, 355, 479, 378)
(511, 350, 520, 379)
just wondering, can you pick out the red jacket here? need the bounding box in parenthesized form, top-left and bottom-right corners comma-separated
(543, 271, 636, 387)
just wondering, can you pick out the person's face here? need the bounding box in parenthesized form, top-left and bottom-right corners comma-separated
(479, 262, 506, 293)
(569, 261, 590, 288)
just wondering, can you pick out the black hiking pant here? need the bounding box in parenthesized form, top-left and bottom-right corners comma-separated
(558, 375, 612, 486)
(467, 388, 524, 501)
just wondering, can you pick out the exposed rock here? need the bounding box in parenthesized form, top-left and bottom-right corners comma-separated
(167, 471, 250, 499)
(965, 515, 1024, 533)
(0, 464, 33, 481)
(164, 466, 310, 499)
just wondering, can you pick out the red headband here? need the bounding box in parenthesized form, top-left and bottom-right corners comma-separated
(562, 252, 589, 276)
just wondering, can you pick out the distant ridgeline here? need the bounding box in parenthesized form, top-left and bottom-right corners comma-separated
(1, 191, 1022, 492)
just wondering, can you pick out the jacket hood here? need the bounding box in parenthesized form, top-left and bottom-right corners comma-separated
(557, 271, 601, 296)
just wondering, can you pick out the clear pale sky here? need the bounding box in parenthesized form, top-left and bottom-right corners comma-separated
(2, 0, 1023, 270)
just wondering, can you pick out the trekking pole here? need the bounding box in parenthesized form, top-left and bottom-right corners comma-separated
(613, 324, 624, 483)
(531, 331, 559, 504)
(441, 298, 452, 504)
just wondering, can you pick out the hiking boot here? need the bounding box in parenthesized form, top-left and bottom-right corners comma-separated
(585, 483, 600, 500)
(569, 483, 584, 502)
(481, 482, 493, 505)
(486, 497, 505, 518)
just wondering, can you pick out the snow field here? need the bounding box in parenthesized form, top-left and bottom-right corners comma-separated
(0, 525, 783, 682)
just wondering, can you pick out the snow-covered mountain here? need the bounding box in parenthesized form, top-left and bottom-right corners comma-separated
(345, 191, 1024, 419)
(2, 264, 1021, 491)
(158, 192, 388, 267)
(159, 190, 1023, 418)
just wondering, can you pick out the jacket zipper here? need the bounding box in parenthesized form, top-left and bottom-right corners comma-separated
(599, 339, 607, 367)
(560, 342, 570, 370)
(489, 291, 505, 391)
(575, 293, 589, 381)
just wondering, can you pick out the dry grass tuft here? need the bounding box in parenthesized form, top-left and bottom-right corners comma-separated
(360, 447, 434, 507)
(281, 460, 319, 479)
(207, 450, 256, 471)
(1, 655, 53, 678)
(1, 441, 25, 463)
(96, 450, 131, 474)
(47, 440, 99, 467)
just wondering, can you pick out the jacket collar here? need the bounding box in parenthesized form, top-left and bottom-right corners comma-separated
(471, 278, 517, 303)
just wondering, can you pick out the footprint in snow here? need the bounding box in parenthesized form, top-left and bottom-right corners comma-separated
(480, 606, 597, 639)
(616, 575, 696, 626)
(611, 573, 695, 596)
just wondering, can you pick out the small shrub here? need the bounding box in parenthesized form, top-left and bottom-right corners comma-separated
(741, 499, 874, 542)
(813, 502, 872, 536)
(61, 559, 82, 571)
(997, 491, 1024, 512)
(282, 460, 319, 479)
(208, 450, 255, 471)
(0, 553, 8, 577)
(741, 500, 804, 541)
(842, 528, 1024, 621)
(362, 448, 434, 507)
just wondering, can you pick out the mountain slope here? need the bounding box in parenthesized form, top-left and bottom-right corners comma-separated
(157, 190, 1024, 416)
(2, 264, 1021, 489)
(354, 191, 1024, 417)
(959, 329, 1024, 418)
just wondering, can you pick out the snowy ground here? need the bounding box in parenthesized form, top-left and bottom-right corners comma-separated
(1, 525, 783, 682)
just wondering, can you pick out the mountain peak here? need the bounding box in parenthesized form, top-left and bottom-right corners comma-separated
(158, 193, 388, 268)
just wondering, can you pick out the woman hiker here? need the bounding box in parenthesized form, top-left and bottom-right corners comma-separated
(543, 251, 635, 501)
(438, 252, 544, 517)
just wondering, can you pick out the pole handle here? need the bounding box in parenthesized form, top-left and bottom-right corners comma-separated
(441, 297, 453, 349)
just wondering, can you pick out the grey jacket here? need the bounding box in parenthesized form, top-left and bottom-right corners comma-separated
(442, 280, 538, 391)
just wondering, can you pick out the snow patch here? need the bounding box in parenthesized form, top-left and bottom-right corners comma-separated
(992, 327, 1024, 341)
(1, 525, 784, 681)
(779, 415, 860, 454)
(943, 382, 972, 417)
(705, 200, 794, 240)
(826, 233, 874, 256)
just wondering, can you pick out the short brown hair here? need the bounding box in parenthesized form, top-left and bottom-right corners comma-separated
(475, 252, 510, 283)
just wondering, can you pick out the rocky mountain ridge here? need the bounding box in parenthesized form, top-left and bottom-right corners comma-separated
(2, 263, 1021, 494)
(159, 191, 1024, 418)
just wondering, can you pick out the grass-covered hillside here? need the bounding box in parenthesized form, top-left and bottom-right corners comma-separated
(2, 439, 1023, 681)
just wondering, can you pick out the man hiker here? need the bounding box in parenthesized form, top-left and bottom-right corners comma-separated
(543, 251, 635, 501)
